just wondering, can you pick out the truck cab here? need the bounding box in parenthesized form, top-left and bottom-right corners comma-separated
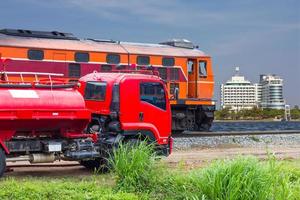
(78, 72, 172, 156)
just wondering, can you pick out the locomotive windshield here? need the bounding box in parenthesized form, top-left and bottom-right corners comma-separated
(84, 82, 107, 101)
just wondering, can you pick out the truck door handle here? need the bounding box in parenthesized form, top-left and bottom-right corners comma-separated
(139, 112, 144, 121)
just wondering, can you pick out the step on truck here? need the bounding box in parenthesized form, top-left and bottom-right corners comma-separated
(0, 71, 172, 177)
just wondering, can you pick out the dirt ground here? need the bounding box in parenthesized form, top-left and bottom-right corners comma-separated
(5, 146, 300, 178)
(165, 146, 300, 169)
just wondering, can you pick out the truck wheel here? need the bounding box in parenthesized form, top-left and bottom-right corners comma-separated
(80, 158, 109, 173)
(0, 148, 6, 177)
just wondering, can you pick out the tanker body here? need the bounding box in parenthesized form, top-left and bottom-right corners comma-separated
(0, 84, 89, 134)
(0, 72, 97, 177)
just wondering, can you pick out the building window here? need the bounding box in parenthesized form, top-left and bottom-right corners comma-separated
(75, 52, 89, 62)
(101, 64, 112, 72)
(157, 67, 167, 80)
(137, 56, 150, 65)
(199, 61, 207, 77)
(170, 68, 179, 81)
(106, 54, 120, 64)
(68, 63, 81, 78)
(28, 49, 44, 60)
(140, 82, 166, 110)
(162, 57, 175, 66)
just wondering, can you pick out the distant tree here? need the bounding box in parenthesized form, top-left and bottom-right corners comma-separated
(215, 107, 231, 120)
(291, 108, 300, 119)
(261, 108, 284, 119)
(251, 107, 263, 119)
(215, 108, 288, 120)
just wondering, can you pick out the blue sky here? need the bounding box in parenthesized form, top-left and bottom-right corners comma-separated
(1, 0, 299, 107)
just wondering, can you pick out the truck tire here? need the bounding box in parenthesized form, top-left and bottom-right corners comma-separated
(80, 158, 109, 173)
(0, 148, 6, 178)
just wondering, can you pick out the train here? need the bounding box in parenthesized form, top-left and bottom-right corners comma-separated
(0, 28, 215, 132)
(0, 71, 172, 177)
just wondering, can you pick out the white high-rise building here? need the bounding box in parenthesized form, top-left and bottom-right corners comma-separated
(220, 69, 286, 111)
(220, 67, 257, 111)
(254, 83, 262, 104)
(259, 74, 285, 109)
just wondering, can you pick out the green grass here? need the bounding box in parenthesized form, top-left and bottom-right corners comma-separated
(0, 178, 139, 200)
(109, 141, 157, 193)
(1, 143, 300, 200)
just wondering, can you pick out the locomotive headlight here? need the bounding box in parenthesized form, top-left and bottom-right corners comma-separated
(77, 82, 81, 88)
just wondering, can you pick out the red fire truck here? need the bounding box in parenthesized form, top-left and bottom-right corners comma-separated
(0, 70, 172, 177)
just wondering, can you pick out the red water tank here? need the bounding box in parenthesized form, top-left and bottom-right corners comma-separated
(0, 84, 90, 140)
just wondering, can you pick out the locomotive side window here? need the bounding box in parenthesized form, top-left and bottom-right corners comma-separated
(106, 54, 120, 64)
(140, 82, 166, 110)
(162, 57, 175, 66)
(137, 56, 150, 65)
(28, 49, 44, 60)
(157, 67, 167, 80)
(68, 63, 81, 78)
(101, 64, 112, 72)
(84, 82, 107, 101)
(188, 60, 194, 74)
(199, 61, 207, 77)
(170, 68, 179, 81)
(75, 52, 89, 62)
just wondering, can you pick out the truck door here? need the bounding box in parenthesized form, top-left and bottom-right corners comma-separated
(139, 81, 171, 140)
(187, 59, 198, 98)
(119, 79, 171, 142)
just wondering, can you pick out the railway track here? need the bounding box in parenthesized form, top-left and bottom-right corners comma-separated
(173, 130, 300, 138)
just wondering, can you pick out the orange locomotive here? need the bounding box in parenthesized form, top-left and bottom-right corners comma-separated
(0, 29, 215, 132)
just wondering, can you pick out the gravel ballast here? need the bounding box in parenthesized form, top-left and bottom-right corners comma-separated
(173, 134, 300, 150)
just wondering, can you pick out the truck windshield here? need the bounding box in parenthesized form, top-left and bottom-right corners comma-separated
(84, 82, 107, 101)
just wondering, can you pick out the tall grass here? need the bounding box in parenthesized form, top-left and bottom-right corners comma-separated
(110, 142, 300, 200)
(109, 141, 157, 193)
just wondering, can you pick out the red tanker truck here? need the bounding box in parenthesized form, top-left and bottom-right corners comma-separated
(0, 70, 172, 177)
